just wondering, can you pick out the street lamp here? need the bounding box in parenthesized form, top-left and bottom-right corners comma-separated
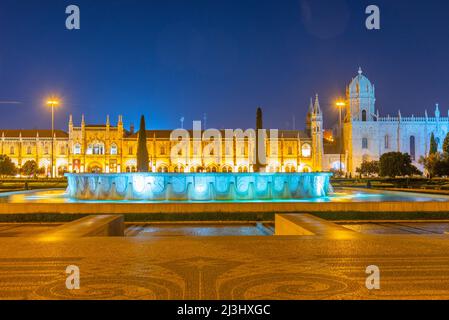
(46, 98, 60, 178)
(336, 101, 345, 175)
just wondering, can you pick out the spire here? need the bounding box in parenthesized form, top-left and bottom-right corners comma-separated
(358, 67, 363, 75)
(81, 114, 85, 127)
(435, 103, 440, 118)
(69, 114, 73, 125)
(313, 94, 321, 114)
(308, 97, 313, 114)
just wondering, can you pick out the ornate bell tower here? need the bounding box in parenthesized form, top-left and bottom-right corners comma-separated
(311, 94, 324, 171)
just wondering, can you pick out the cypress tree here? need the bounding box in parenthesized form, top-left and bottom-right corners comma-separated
(136, 115, 149, 172)
(430, 133, 438, 155)
(254, 107, 265, 172)
(443, 132, 449, 154)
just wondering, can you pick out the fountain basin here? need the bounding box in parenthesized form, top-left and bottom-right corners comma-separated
(65, 172, 333, 201)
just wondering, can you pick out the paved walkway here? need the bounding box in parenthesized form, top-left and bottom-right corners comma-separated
(1, 233, 449, 299)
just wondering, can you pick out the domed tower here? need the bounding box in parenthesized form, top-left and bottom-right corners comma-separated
(347, 67, 376, 122)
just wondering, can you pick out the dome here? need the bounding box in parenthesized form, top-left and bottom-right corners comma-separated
(348, 67, 374, 97)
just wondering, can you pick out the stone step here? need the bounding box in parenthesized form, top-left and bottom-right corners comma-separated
(35, 215, 124, 239)
(275, 213, 359, 238)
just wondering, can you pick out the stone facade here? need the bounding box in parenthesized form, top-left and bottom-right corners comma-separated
(344, 68, 446, 175)
(4, 68, 433, 177)
(1, 111, 327, 176)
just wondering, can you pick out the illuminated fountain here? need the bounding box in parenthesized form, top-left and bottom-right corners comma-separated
(65, 172, 333, 201)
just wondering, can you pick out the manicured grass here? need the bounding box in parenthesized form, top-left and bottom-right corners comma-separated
(312, 211, 449, 221)
(2, 211, 449, 223)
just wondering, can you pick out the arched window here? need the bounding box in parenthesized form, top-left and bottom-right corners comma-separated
(222, 166, 232, 173)
(362, 138, 368, 149)
(26, 146, 32, 155)
(10, 146, 14, 155)
(301, 144, 311, 158)
(174, 164, 184, 173)
(92, 143, 104, 155)
(128, 146, 133, 155)
(44, 146, 49, 155)
(73, 143, 81, 155)
(160, 146, 166, 155)
(362, 110, 367, 122)
(110, 143, 118, 155)
(287, 146, 293, 155)
(410, 136, 416, 160)
(60, 146, 65, 155)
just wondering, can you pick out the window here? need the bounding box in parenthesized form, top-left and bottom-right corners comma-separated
(301, 144, 311, 158)
(362, 138, 368, 149)
(44, 146, 49, 155)
(86, 143, 105, 155)
(160, 146, 166, 155)
(222, 166, 232, 173)
(73, 144, 81, 155)
(384, 135, 389, 149)
(288, 146, 293, 155)
(110, 143, 118, 155)
(128, 146, 133, 155)
(410, 136, 416, 160)
(9, 146, 14, 155)
(26, 146, 32, 155)
(92, 143, 104, 155)
(60, 146, 66, 155)
(362, 110, 367, 122)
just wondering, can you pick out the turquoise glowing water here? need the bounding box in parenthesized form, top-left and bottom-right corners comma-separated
(1, 188, 448, 203)
(65, 172, 333, 201)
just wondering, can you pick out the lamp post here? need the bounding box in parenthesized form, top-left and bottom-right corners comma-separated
(46, 98, 60, 178)
(336, 101, 345, 175)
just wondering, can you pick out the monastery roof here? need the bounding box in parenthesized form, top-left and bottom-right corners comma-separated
(0, 129, 69, 138)
(125, 129, 310, 139)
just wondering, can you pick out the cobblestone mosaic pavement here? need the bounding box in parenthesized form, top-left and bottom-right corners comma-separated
(1, 234, 449, 299)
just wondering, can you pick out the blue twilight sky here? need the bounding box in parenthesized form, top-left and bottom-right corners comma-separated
(0, 0, 449, 131)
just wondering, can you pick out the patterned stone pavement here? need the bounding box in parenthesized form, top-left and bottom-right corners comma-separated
(1, 234, 449, 300)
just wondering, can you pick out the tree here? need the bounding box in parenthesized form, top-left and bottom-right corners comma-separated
(379, 152, 421, 178)
(254, 107, 265, 172)
(443, 132, 449, 154)
(430, 133, 438, 155)
(419, 152, 449, 178)
(21, 160, 39, 177)
(0, 155, 17, 177)
(136, 115, 149, 172)
(356, 160, 379, 177)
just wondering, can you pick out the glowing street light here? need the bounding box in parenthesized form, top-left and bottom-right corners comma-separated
(335, 100, 346, 174)
(46, 97, 61, 178)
